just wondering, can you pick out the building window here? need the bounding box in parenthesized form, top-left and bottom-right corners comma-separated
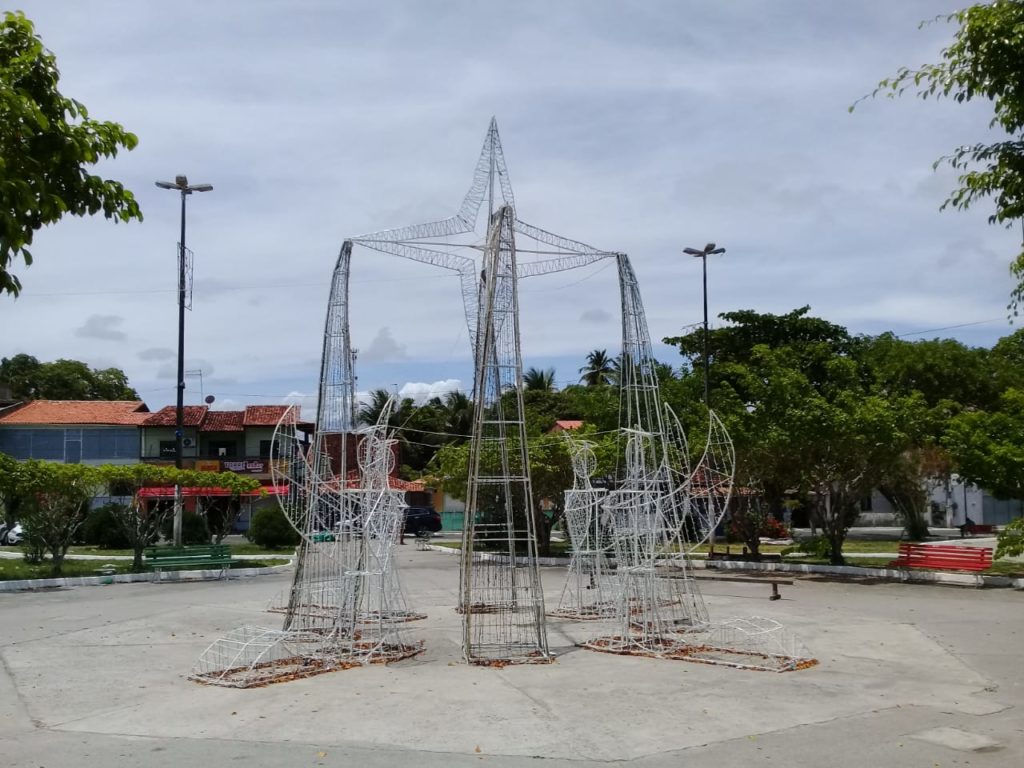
(259, 440, 273, 459)
(208, 440, 237, 458)
(859, 495, 873, 512)
(159, 440, 177, 458)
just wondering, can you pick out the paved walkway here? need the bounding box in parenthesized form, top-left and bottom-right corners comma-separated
(1, 548, 1022, 767)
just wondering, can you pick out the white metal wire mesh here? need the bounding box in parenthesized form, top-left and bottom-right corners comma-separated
(553, 440, 617, 619)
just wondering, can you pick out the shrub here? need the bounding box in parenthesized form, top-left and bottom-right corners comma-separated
(79, 503, 133, 549)
(996, 517, 1024, 559)
(246, 505, 300, 549)
(725, 510, 791, 543)
(159, 510, 210, 545)
(782, 535, 832, 560)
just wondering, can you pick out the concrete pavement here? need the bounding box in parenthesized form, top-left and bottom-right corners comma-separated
(1, 547, 1022, 767)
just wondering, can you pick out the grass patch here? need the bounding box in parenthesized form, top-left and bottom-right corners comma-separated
(0, 558, 134, 581)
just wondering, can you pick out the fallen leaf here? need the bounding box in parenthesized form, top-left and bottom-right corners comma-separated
(475, 746, 481, 753)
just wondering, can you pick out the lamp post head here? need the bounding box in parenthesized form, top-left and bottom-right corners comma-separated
(684, 244, 726, 257)
(175, 174, 188, 187)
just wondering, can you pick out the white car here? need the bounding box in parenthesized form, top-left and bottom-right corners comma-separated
(0, 522, 23, 545)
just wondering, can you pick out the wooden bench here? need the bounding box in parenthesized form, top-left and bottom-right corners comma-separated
(888, 543, 993, 572)
(697, 573, 793, 600)
(145, 544, 233, 579)
(662, 564, 792, 600)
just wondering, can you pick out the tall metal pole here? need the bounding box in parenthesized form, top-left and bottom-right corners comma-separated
(157, 174, 213, 548)
(701, 253, 710, 409)
(684, 242, 725, 553)
(173, 190, 188, 547)
(683, 243, 725, 409)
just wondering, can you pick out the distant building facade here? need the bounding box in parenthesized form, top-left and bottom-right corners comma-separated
(0, 400, 148, 464)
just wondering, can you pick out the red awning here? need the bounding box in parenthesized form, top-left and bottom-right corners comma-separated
(137, 484, 288, 498)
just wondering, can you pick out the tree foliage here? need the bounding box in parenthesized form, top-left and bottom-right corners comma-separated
(944, 387, 1024, 499)
(14, 460, 98, 574)
(579, 349, 617, 386)
(0, 11, 142, 297)
(859, 1, 1024, 311)
(523, 367, 556, 392)
(2, 462, 262, 573)
(0, 354, 138, 400)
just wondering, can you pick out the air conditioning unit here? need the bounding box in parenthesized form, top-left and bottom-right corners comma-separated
(182, 437, 195, 448)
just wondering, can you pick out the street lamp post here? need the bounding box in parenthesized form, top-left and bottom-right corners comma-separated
(156, 175, 213, 547)
(684, 242, 725, 554)
(682, 242, 725, 408)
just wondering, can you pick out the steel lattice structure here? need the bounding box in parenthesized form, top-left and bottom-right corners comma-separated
(551, 438, 617, 619)
(582, 253, 721, 656)
(457, 203, 550, 663)
(346, 119, 620, 664)
(190, 250, 423, 687)
(577, 253, 815, 673)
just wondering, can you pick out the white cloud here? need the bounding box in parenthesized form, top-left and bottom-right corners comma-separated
(399, 379, 463, 405)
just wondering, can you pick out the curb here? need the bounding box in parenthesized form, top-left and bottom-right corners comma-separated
(426, 545, 1024, 590)
(0, 561, 293, 593)
(698, 559, 1008, 588)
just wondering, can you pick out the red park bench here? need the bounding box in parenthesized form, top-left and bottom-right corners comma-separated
(889, 543, 993, 573)
(960, 523, 997, 537)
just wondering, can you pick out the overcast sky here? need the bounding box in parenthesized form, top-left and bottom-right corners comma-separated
(1, 1, 1019, 415)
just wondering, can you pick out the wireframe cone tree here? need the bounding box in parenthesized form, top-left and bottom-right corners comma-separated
(458, 204, 550, 664)
(551, 438, 616, 619)
(345, 119, 621, 663)
(583, 253, 717, 655)
(579, 254, 816, 672)
(190, 249, 424, 688)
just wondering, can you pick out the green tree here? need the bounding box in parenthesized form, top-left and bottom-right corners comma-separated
(859, 2, 1024, 311)
(96, 464, 261, 571)
(431, 427, 616, 555)
(944, 387, 1024, 499)
(523, 367, 556, 392)
(441, 391, 473, 440)
(0, 11, 142, 297)
(357, 389, 395, 427)
(579, 349, 616, 386)
(0, 355, 138, 400)
(856, 333, 996, 411)
(15, 460, 99, 574)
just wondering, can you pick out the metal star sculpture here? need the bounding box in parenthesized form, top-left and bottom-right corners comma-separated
(345, 119, 618, 664)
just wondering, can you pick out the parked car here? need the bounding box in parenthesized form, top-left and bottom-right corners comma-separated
(404, 507, 441, 536)
(1, 522, 24, 546)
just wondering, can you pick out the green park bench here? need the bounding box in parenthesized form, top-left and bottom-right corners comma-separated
(144, 544, 233, 579)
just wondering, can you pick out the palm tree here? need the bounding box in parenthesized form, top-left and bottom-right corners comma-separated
(357, 388, 394, 426)
(579, 349, 615, 386)
(443, 390, 474, 441)
(523, 367, 556, 392)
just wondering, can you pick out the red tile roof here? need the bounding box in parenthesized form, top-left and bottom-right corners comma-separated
(342, 470, 425, 491)
(244, 405, 291, 426)
(201, 410, 244, 432)
(550, 420, 584, 432)
(143, 405, 209, 427)
(0, 400, 149, 426)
